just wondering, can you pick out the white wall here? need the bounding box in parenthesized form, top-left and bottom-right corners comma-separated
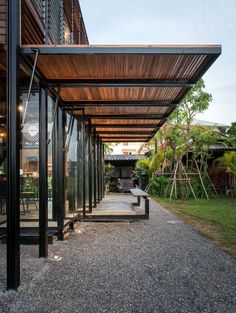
(111, 142, 148, 155)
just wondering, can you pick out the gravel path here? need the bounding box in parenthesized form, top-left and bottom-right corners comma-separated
(0, 195, 236, 313)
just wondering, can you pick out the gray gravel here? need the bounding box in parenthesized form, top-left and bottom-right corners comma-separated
(0, 195, 236, 313)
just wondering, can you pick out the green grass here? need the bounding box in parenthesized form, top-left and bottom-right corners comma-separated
(156, 197, 236, 258)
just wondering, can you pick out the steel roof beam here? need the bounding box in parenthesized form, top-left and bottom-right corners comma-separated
(96, 131, 155, 134)
(64, 104, 177, 109)
(87, 114, 166, 119)
(63, 100, 177, 106)
(21, 45, 221, 56)
(92, 124, 159, 128)
(47, 79, 193, 88)
(100, 134, 154, 138)
(99, 134, 153, 139)
(101, 138, 150, 142)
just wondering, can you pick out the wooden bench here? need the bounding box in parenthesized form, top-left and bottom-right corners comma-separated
(130, 188, 149, 217)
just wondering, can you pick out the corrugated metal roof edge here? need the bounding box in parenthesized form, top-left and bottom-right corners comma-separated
(104, 154, 147, 161)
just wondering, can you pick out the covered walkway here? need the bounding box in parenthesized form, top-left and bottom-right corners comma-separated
(4, 1, 221, 291)
(0, 197, 235, 312)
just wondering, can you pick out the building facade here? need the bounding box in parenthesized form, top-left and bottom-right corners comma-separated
(0, 0, 221, 290)
(0, 0, 103, 290)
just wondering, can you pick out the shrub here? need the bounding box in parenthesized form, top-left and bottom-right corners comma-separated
(149, 175, 170, 197)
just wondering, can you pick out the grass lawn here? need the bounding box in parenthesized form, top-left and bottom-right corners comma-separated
(157, 197, 236, 258)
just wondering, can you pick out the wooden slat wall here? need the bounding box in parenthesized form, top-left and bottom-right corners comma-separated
(75, 1, 89, 44)
(21, 0, 44, 44)
(20, 0, 89, 45)
(48, 0, 62, 44)
(0, 0, 6, 44)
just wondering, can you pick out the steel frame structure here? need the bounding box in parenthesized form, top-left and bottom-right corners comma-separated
(4, 0, 221, 291)
(21, 46, 221, 56)
(7, 0, 20, 290)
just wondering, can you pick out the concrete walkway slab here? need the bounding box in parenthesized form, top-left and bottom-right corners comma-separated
(0, 195, 235, 313)
(89, 194, 136, 215)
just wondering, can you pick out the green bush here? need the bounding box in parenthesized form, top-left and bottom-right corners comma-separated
(131, 160, 150, 181)
(104, 163, 115, 184)
(184, 175, 216, 199)
(149, 176, 170, 197)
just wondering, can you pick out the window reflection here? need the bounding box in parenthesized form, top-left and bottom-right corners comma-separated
(65, 114, 78, 217)
(20, 91, 39, 219)
(48, 96, 53, 219)
(0, 80, 7, 224)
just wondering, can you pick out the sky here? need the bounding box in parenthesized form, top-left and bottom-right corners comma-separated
(79, 0, 236, 126)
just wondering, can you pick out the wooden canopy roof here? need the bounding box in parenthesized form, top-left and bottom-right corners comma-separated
(21, 45, 221, 142)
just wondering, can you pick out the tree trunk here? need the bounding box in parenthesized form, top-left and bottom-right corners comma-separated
(177, 159, 185, 199)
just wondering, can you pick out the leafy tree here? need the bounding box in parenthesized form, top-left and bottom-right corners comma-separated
(133, 79, 231, 199)
(103, 143, 114, 155)
(227, 122, 236, 136)
(131, 158, 150, 185)
(170, 79, 212, 133)
(142, 79, 215, 199)
(104, 163, 115, 184)
(226, 122, 236, 146)
(217, 151, 236, 175)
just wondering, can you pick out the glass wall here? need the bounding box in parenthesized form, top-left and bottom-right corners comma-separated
(0, 79, 7, 226)
(65, 114, 78, 218)
(19, 89, 39, 220)
(85, 125, 89, 208)
(18, 89, 54, 221)
(77, 119, 83, 210)
(47, 95, 53, 219)
(0, 57, 7, 289)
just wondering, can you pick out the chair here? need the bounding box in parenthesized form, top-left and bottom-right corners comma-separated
(20, 176, 38, 213)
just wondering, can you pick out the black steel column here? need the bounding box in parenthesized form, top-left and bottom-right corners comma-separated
(52, 104, 58, 221)
(101, 143, 104, 199)
(102, 144, 105, 198)
(99, 139, 102, 201)
(7, 0, 20, 290)
(100, 141, 103, 200)
(91, 128, 94, 207)
(39, 86, 48, 257)
(97, 137, 101, 203)
(82, 114, 86, 217)
(93, 130, 97, 207)
(98, 140, 101, 201)
(88, 122, 92, 213)
(57, 108, 65, 240)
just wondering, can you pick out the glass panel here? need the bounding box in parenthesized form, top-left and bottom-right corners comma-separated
(0, 79, 7, 225)
(20, 90, 39, 220)
(85, 126, 89, 207)
(76, 119, 83, 210)
(0, 56, 7, 289)
(65, 114, 78, 218)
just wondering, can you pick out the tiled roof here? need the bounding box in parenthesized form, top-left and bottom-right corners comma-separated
(209, 143, 236, 151)
(105, 154, 147, 161)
